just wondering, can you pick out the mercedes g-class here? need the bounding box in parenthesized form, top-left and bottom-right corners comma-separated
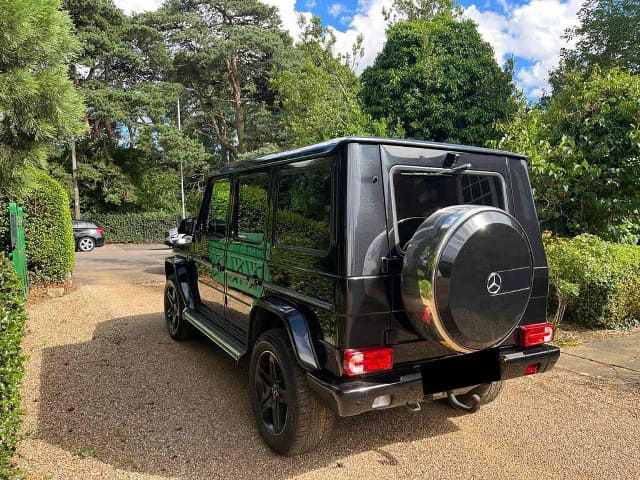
(163, 137, 559, 455)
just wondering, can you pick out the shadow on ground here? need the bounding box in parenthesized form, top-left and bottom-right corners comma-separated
(37, 313, 461, 479)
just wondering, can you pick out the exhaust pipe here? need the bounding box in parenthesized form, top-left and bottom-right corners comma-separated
(447, 391, 481, 413)
(406, 401, 422, 412)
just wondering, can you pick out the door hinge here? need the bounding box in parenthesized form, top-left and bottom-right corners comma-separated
(381, 256, 402, 274)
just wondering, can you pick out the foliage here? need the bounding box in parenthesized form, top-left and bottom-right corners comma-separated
(87, 213, 180, 243)
(273, 16, 389, 147)
(382, 0, 455, 23)
(0, 254, 27, 478)
(156, 0, 293, 159)
(21, 170, 75, 284)
(558, 0, 639, 77)
(544, 233, 640, 328)
(493, 69, 640, 242)
(360, 14, 516, 146)
(0, 0, 84, 189)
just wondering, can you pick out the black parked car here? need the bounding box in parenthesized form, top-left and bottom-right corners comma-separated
(72, 220, 105, 252)
(164, 137, 559, 455)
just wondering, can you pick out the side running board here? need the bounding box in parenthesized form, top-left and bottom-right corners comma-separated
(183, 308, 246, 360)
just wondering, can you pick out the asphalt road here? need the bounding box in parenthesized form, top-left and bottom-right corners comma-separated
(16, 244, 640, 480)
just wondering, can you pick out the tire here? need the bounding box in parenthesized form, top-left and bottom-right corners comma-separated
(249, 329, 335, 455)
(77, 237, 95, 252)
(459, 381, 504, 406)
(164, 276, 194, 341)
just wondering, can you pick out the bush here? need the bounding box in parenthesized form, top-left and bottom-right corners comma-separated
(0, 170, 75, 284)
(544, 233, 640, 328)
(87, 213, 180, 243)
(0, 255, 27, 477)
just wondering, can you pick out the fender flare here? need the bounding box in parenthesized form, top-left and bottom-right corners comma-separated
(250, 296, 320, 372)
(164, 256, 198, 309)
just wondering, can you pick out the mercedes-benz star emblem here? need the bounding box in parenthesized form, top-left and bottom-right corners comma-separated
(487, 272, 502, 295)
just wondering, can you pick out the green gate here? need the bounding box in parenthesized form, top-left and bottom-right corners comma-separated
(8, 202, 28, 297)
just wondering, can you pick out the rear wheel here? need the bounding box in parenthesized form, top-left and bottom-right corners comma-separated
(249, 329, 334, 455)
(164, 276, 194, 341)
(77, 237, 95, 252)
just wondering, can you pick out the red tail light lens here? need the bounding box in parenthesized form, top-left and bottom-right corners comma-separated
(525, 363, 540, 375)
(343, 347, 393, 376)
(96, 226, 104, 235)
(518, 323, 554, 347)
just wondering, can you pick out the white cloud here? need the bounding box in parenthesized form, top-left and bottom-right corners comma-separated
(328, 3, 348, 17)
(305, 0, 317, 8)
(464, 0, 581, 97)
(113, 0, 162, 14)
(261, 0, 312, 41)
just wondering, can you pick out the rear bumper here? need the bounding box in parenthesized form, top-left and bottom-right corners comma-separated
(307, 344, 559, 417)
(95, 237, 105, 247)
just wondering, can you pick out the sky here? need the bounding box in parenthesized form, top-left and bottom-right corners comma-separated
(113, 0, 583, 99)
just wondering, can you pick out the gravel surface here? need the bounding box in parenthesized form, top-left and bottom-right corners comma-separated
(16, 245, 640, 479)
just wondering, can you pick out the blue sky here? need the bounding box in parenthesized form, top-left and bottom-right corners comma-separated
(116, 0, 583, 99)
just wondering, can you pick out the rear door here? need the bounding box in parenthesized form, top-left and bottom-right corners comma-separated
(225, 171, 270, 333)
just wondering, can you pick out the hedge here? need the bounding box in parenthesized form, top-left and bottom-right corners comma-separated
(0, 169, 74, 284)
(0, 255, 27, 478)
(86, 213, 180, 243)
(544, 233, 640, 328)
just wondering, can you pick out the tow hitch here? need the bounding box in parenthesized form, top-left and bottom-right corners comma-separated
(446, 391, 481, 413)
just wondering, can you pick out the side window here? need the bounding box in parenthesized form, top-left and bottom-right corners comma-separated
(207, 179, 231, 237)
(276, 158, 332, 251)
(236, 173, 269, 244)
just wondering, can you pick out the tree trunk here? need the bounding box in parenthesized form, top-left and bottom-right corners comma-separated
(71, 140, 81, 220)
(227, 55, 245, 153)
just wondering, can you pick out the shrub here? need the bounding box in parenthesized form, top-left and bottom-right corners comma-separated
(86, 213, 180, 243)
(544, 233, 640, 328)
(0, 170, 75, 284)
(0, 255, 27, 477)
(21, 170, 75, 284)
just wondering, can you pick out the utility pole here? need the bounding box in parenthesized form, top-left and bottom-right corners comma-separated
(71, 139, 81, 220)
(177, 97, 186, 220)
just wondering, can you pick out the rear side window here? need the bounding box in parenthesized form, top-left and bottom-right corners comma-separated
(207, 179, 231, 237)
(236, 173, 269, 244)
(392, 169, 505, 251)
(275, 158, 332, 252)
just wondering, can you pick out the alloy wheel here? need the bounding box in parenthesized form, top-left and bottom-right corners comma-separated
(165, 284, 180, 333)
(79, 238, 94, 251)
(255, 351, 288, 435)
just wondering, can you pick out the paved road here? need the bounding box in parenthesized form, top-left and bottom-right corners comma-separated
(17, 245, 640, 479)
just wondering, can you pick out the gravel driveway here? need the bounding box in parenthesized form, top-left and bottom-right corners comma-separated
(16, 245, 640, 479)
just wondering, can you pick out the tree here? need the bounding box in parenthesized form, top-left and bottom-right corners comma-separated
(273, 17, 389, 147)
(560, 0, 639, 75)
(157, 0, 292, 160)
(382, 0, 455, 23)
(0, 0, 84, 190)
(493, 69, 640, 242)
(360, 12, 516, 146)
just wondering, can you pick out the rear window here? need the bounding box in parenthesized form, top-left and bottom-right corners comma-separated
(391, 168, 505, 251)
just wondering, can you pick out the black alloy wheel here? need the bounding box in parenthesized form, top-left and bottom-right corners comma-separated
(164, 276, 194, 340)
(255, 350, 288, 435)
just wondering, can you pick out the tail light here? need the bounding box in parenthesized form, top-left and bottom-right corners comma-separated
(96, 226, 104, 235)
(518, 323, 554, 347)
(343, 347, 393, 376)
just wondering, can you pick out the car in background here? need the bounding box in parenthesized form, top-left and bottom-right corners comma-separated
(164, 227, 183, 247)
(72, 220, 105, 252)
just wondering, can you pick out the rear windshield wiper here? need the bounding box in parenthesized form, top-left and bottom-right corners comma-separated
(432, 162, 472, 175)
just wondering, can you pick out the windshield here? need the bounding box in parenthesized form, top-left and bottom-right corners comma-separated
(391, 168, 506, 251)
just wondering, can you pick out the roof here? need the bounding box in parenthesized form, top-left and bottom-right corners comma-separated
(211, 136, 527, 176)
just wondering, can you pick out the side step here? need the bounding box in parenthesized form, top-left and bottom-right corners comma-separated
(183, 308, 247, 360)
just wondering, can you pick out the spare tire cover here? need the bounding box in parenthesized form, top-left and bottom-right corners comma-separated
(401, 205, 533, 353)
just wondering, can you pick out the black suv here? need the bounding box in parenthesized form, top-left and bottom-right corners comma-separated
(72, 220, 105, 252)
(164, 137, 559, 455)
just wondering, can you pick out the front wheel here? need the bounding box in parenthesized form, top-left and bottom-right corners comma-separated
(164, 277, 194, 341)
(249, 329, 334, 455)
(77, 237, 95, 252)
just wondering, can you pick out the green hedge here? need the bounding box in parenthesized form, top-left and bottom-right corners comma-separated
(544, 233, 640, 328)
(86, 213, 180, 243)
(0, 255, 27, 478)
(0, 170, 74, 285)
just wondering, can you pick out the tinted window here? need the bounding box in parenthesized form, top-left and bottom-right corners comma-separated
(276, 159, 332, 251)
(236, 173, 269, 244)
(207, 179, 230, 237)
(392, 171, 504, 250)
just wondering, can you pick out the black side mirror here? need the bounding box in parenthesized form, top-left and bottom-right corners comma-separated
(178, 217, 197, 235)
